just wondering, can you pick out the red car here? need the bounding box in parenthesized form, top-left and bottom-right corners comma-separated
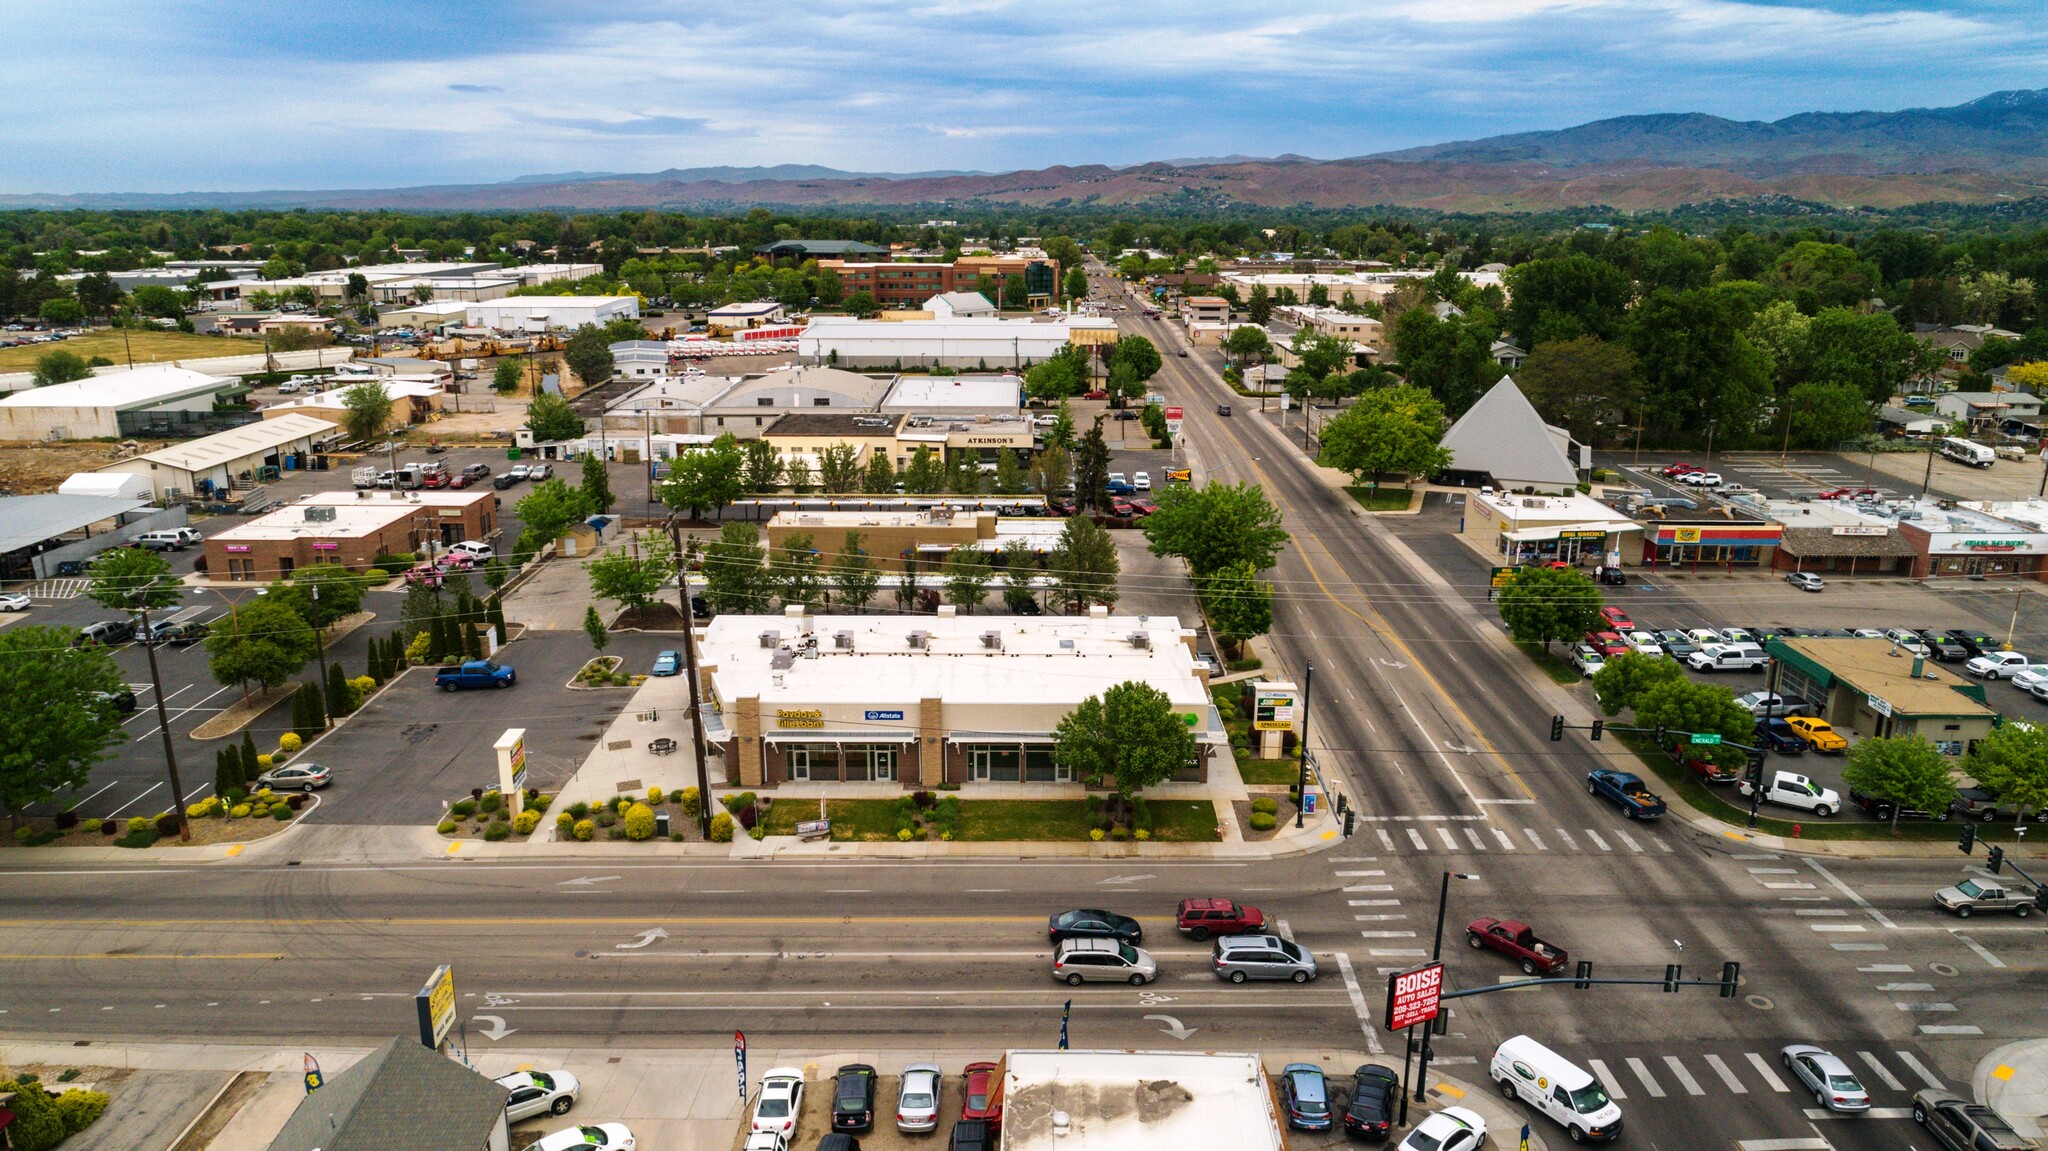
(421, 472, 450, 489)
(404, 564, 444, 588)
(1081, 390, 1109, 401)
(1126, 497, 1157, 516)
(1175, 898, 1265, 940)
(1465, 918, 1569, 976)
(1598, 606, 1634, 631)
(447, 473, 474, 489)
(1108, 497, 1137, 518)
(1583, 631, 1630, 657)
(1659, 462, 1700, 478)
(961, 1062, 1002, 1130)
(1817, 487, 1876, 501)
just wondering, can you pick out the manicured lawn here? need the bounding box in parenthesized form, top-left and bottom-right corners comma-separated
(1146, 800, 1223, 842)
(1514, 640, 1585, 686)
(757, 798, 903, 841)
(1237, 757, 1301, 785)
(958, 800, 1092, 841)
(1344, 485, 1417, 512)
(0, 330, 262, 371)
(758, 795, 1221, 843)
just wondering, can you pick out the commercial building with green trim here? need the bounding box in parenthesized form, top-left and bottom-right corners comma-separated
(1765, 637, 1996, 756)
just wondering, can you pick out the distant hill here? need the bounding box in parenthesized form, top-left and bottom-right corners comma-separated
(5, 90, 2046, 214)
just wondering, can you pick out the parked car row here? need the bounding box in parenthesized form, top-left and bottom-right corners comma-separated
(752, 1059, 1005, 1151)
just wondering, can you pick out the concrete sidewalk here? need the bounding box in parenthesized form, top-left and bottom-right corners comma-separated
(0, 1038, 1540, 1151)
(1977, 1038, 2048, 1139)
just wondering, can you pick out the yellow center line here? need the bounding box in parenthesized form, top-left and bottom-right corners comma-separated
(1240, 455, 1535, 800)
(0, 915, 1053, 928)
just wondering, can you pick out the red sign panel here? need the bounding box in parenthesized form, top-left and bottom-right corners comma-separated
(1165, 406, 1183, 421)
(1384, 961, 1443, 1031)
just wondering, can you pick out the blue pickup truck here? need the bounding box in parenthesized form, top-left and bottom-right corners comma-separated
(435, 659, 516, 691)
(1587, 769, 1667, 819)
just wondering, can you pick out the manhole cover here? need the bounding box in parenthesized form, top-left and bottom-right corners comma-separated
(1746, 994, 1774, 1010)
(1931, 962, 1959, 977)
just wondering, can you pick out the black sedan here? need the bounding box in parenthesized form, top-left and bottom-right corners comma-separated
(832, 1063, 877, 1132)
(1342, 1064, 1400, 1141)
(1917, 631, 1970, 662)
(1047, 908, 1143, 945)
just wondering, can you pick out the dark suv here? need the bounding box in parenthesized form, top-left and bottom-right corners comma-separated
(1175, 898, 1266, 940)
(832, 1064, 876, 1133)
(1917, 631, 1969, 662)
(1946, 629, 1998, 659)
(1849, 787, 1947, 822)
(461, 463, 492, 479)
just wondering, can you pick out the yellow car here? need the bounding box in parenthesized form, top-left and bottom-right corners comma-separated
(1786, 716, 1847, 753)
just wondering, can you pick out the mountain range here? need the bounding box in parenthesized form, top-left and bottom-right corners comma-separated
(5, 90, 2045, 214)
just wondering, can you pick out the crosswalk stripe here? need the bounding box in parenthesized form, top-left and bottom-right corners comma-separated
(1464, 828, 1488, 851)
(1407, 828, 1428, 850)
(1919, 1025, 1982, 1036)
(1897, 1002, 1956, 1012)
(1894, 1051, 1944, 1090)
(1856, 1052, 1905, 1092)
(1553, 827, 1577, 850)
(1349, 899, 1401, 906)
(1360, 931, 1417, 938)
(1623, 1057, 1665, 1097)
(1344, 885, 1395, 892)
(1748, 867, 1798, 874)
(1436, 827, 1460, 851)
(1585, 829, 1612, 852)
(1662, 1055, 1704, 1096)
(1614, 829, 1645, 853)
(1876, 983, 1933, 992)
(1334, 870, 1386, 876)
(1702, 1054, 1747, 1094)
(1745, 1052, 1789, 1092)
(1356, 915, 1408, 921)
(1857, 964, 1913, 973)
(1378, 829, 1396, 851)
(1586, 1058, 1627, 1101)
(1654, 837, 1672, 853)
(1795, 909, 1849, 916)
(1812, 924, 1867, 933)
(1523, 827, 1547, 850)
(1491, 827, 1516, 851)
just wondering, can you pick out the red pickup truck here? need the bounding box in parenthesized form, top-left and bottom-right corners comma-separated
(1466, 918, 1570, 976)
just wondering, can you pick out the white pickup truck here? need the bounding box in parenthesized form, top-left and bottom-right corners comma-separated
(1737, 770, 1841, 816)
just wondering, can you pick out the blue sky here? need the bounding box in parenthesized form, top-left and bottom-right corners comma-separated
(3, 0, 2045, 192)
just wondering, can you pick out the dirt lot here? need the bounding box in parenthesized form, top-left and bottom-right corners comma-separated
(730, 1070, 966, 1151)
(0, 439, 153, 493)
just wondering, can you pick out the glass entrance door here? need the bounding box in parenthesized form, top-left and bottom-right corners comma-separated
(787, 746, 809, 781)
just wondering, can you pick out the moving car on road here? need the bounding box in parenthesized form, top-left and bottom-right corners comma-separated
(1786, 571, 1825, 592)
(1912, 1089, 2036, 1151)
(1934, 878, 2039, 917)
(1465, 918, 1569, 975)
(1052, 937, 1156, 985)
(1781, 1045, 1870, 1113)
(1046, 909, 1141, 945)
(1587, 769, 1666, 819)
(1175, 897, 1265, 939)
(1491, 1035, 1623, 1144)
(1211, 934, 1317, 983)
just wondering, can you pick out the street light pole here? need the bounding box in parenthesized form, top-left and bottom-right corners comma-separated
(134, 590, 192, 842)
(1414, 871, 1477, 1104)
(1293, 661, 1315, 828)
(667, 517, 713, 837)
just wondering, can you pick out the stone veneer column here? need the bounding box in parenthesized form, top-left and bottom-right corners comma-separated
(735, 696, 762, 787)
(919, 697, 945, 787)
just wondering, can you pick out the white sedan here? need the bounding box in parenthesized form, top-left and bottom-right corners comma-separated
(535, 1124, 635, 1151)
(751, 1068, 805, 1137)
(1397, 1105, 1487, 1151)
(1677, 471, 1723, 486)
(897, 1062, 941, 1132)
(498, 1069, 580, 1121)
(2010, 665, 2048, 694)
(0, 593, 29, 612)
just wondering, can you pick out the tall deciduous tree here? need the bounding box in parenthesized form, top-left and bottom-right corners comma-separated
(844, 290, 879, 318)
(32, 350, 92, 387)
(1964, 723, 2048, 820)
(205, 598, 318, 700)
(1141, 481, 1288, 577)
(1633, 679, 1756, 771)
(1049, 514, 1120, 613)
(1503, 254, 1633, 346)
(1223, 324, 1273, 366)
(1844, 735, 1959, 830)
(524, 391, 587, 442)
(991, 447, 1026, 495)
(562, 323, 617, 387)
(818, 443, 862, 493)
(901, 446, 946, 494)
(513, 477, 594, 555)
(581, 453, 615, 514)
(1516, 336, 1640, 447)
(1053, 680, 1197, 801)
(1198, 560, 1273, 643)
(338, 380, 395, 443)
(588, 532, 672, 621)
(1001, 537, 1041, 613)
(741, 439, 784, 493)
(1317, 385, 1451, 495)
(492, 357, 524, 395)
(831, 531, 881, 614)
(702, 522, 769, 613)
(1075, 419, 1112, 511)
(1495, 566, 1602, 651)
(1589, 651, 1686, 716)
(1029, 443, 1072, 497)
(771, 531, 824, 610)
(0, 626, 127, 829)
(658, 435, 745, 519)
(941, 546, 995, 613)
(582, 604, 610, 655)
(862, 450, 897, 494)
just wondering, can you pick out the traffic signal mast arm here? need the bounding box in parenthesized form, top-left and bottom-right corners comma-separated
(1438, 961, 1742, 1000)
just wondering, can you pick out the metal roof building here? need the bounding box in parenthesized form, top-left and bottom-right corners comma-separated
(0, 365, 243, 439)
(265, 1036, 508, 1151)
(97, 413, 340, 500)
(1438, 376, 1584, 493)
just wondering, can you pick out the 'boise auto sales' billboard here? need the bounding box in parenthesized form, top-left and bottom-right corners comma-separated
(1384, 961, 1443, 1031)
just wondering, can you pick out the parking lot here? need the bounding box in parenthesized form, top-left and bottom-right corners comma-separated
(1600, 447, 2048, 506)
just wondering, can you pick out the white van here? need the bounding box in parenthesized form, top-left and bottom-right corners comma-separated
(1940, 437, 1995, 468)
(1491, 1035, 1624, 1144)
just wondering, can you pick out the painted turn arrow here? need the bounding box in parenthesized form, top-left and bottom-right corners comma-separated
(557, 875, 622, 887)
(471, 1015, 517, 1041)
(1144, 1014, 1196, 1040)
(616, 927, 670, 950)
(1095, 874, 1156, 886)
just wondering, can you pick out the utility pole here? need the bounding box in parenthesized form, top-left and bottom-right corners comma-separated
(1413, 871, 1476, 1106)
(134, 590, 193, 841)
(1294, 661, 1315, 828)
(667, 516, 712, 836)
(1920, 440, 1938, 498)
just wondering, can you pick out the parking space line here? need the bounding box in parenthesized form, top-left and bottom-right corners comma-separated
(104, 783, 163, 818)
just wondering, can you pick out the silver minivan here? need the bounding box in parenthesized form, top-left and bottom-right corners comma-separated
(1212, 934, 1317, 983)
(1052, 938, 1157, 985)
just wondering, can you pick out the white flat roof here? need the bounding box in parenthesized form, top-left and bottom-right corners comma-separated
(1001, 1050, 1281, 1151)
(298, 490, 493, 510)
(1473, 491, 1638, 527)
(802, 316, 1077, 341)
(700, 613, 1208, 710)
(1768, 500, 1895, 529)
(130, 413, 339, 472)
(883, 375, 1021, 408)
(211, 501, 420, 541)
(710, 301, 784, 316)
(0, 365, 233, 410)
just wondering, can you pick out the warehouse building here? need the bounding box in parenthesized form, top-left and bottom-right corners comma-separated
(260, 379, 444, 434)
(203, 490, 496, 580)
(0, 365, 247, 440)
(698, 608, 1221, 788)
(466, 296, 639, 332)
(800, 315, 1115, 370)
(763, 506, 1061, 572)
(98, 414, 340, 502)
(881, 374, 1022, 416)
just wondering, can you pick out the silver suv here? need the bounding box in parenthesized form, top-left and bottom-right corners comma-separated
(1212, 934, 1318, 983)
(1052, 938, 1156, 985)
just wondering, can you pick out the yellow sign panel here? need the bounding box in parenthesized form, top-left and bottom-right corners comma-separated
(1673, 527, 1702, 544)
(776, 708, 825, 729)
(1253, 688, 1297, 732)
(415, 965, 456, 1049)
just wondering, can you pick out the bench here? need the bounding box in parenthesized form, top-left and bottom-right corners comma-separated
(648, 737, 677, 756)
(795, 819, 831, 842)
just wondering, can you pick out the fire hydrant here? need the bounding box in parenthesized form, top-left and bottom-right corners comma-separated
(1793, 823, 1803, 838)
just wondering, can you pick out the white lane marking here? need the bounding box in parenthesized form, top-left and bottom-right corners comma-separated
(1703, 1053, 1747, 1094)
(1857, 965, 1914, 973)
(1370, 949, 1427, 957)
(1749, 867, 1798, 874)
(1331, 857, 1380, 862)
(1346, 885, 1395, 893)
(1377, 830, 1396, 851)
(1522, 827, 1547, 850)
(1586, 1059, 1627, 1101)
(1614, 828, 1645, 853)
(1474, 798, 1536, 804)
(1733, 853, 1783, 860)
(1896, 1002, 1957, 1012)
(1584, 829, 1612, 852)
(1355, 915, 1408, 922)
(1894, 1051, 1944, 1090)
(1407, 829, 1428, 850)
(1436, 827, 1460, 851)
(1811, 925, 1868, 933)
(1781, 895, 1833, 902)
(1655, 838, 1673, 853)
(1663, 1055, 1705, 1096)
(1333, 953, 1385, 1056)
(1804, 859, 1897, 929)
(1796, 910, 1849, 917)
(1745, 1052, 1790, 1092)
(1463, 828, 1488, 851)
(1276, 919, 1295, 942)
(1359, 931, 1417, 938)
(1950, 932, 2007, 969)
(1349, 899, 1402, 906)
(1624, 1057, 1665, 1097)
(1736, 1140, 1830, 1151)
(1553, 827, 1577, 850)
(1334, 870, 1385, 877)
(1762, 882, 1817, 890)
(1491, 828, 1516, 851)
(1831, 943, 1888, 952)
(1855, 1052, 1904, 1093)
(1803, 1107, 1914, 1121)
(1876, 983, 1934, 992)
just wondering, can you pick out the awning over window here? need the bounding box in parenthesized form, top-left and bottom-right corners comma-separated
(761, 730, 918, 744)
(947, 731, 1058, 745)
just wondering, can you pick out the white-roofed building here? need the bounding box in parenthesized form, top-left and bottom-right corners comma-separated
(260, 379, 443, 433)
(466, 296, 639, 332)
(800, 314, 1116, 369)
(0, 365, 246, 439)
(881, 373, 1022, 415)
(708, 301, 788, 333)
(925, 291, 996, 318)
(610, 340, 673, 378)
(698, 608, 1222, 789)
(1438, 376, 1585, 494)
(97, 413, 340, 501)
(1000, 1050, 1285, 1151)
(379, 300, 470, 330)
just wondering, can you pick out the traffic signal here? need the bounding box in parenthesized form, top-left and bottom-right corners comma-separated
(1663, 964, 1682, 993)
(2035, 888, 2047, 913)
(1343, 810, 1355, 838)
(1988, 845, 2005, 874)
(1550, 715, 1565, 741)
(1590, 720, 1604, 742)
(1719, 961, 1741, 999)
(1574, 961, 1592, 990)
(1960, 823, 1977, 854)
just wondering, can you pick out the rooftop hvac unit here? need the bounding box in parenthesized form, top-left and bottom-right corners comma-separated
(770, 650, 796, 671)
(1128, 632, 1151, 649)
(908, 630, 930, 649)
(834, 630, 854, 650)
(304, 505, 337, 522)
(759, 630, 781, 649)
(980, 630, 1002, 650)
